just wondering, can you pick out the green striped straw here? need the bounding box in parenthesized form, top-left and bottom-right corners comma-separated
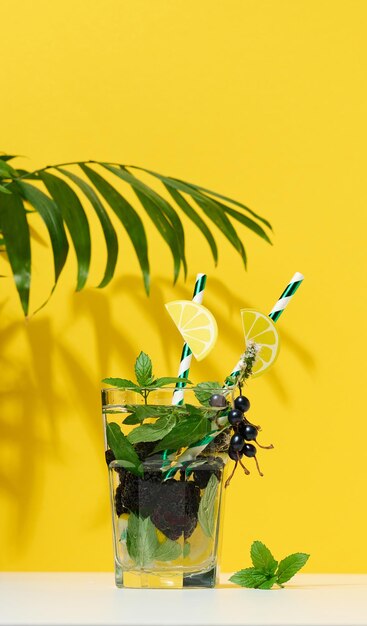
(171, 272, 207, 406)
(227, 271, 304, 380)
(174, 271, 304, 465)
(162, 273, 207, 473)
(268, 271, 304, 322)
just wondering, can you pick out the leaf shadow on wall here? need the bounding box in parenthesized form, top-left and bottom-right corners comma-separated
(0, 317, 66, 560)
(0, 276, 315, 559)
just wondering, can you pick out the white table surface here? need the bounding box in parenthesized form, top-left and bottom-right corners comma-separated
(1, 573, 367, 626)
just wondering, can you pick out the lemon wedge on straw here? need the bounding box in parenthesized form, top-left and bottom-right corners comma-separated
(165, 300, 218, 361)
(240, 308, 280, 378)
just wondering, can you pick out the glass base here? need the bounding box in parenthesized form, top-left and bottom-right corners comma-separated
(115, 560, 218, 589)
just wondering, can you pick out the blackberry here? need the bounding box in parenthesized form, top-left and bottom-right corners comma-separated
(151, 480, 201, 541)
(193, 456, 224, 489)
(115, 483, 129, 516)
(138, 473, 163, 517)
(117, 466, 127, 485)
(120, 472, 140, 515)
(134, 441, 157, 461)
(115, 468, 165, 517)
(105, 448, 115, 466)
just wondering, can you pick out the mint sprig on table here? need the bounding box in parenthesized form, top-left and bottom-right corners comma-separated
(229, 541, 310, 589)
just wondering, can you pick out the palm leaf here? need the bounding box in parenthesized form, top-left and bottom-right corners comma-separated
(79, 164, 150, 294)
(16, 181, 69, 287)
(57, 168, 118, 289)
(0, 155, 18, 162)
(0, 155, 272, 315)
(164, 184, 218, 264)
(129, 165, 272, 229)
(173, 177, 273, 230)
(138, 172, 247, 267)
(0, 184, 31, 315)
(103, 164, 186, 281)
(39, 171, 91, 291)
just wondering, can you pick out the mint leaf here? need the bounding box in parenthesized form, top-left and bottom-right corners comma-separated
(250, 541, 278, 575)
(276, 553, 310, 585)
(152, 377, 192, 387)
(102, 377, 138, 389)
(106, 422, 143, 476)
(123, 413, 145, 425)
(153, 408, 211, 452)
(155, 538, 181, 562)
(135, 352, 153, 386)
(198, 474, 219, 538)
(183, 541, 191, 557)
(126, 515, 159, 567)
(123, 404, 187, 425)
(258, 576, 277, 589)
(127, 414, 176, 444)
(229, 567, 268, 588)
(123, 405, 164, 425)
(194, 381, 223, 406)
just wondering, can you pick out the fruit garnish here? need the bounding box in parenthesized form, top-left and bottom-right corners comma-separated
(165, 300, 218, 361)
(240, 309, 280, 378)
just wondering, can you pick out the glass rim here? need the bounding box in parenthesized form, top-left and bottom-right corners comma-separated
(101, 384, 233, 393)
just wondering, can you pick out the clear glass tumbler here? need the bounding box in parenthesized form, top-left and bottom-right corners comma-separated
(102, 386, 230, 588)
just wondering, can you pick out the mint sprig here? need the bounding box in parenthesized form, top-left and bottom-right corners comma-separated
(127, 413, 176, 444)
(229, 541, 309, 589)
(106, 422, 143, 476)
(194, 381, 223, 405)
(135, 351, 154, 386)
(153, 406, 211, 452)
(250, 540, 277, 575)
(126, 514, 182, 566)
(102, 352, 191, 399)
(198, 474, 219, 537)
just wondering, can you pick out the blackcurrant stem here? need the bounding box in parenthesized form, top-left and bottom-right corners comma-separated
(225, 461, 238, 488)
(254, 455, 264, 477)
(255, 439, 274, 450)
(238, 458, 250, 475)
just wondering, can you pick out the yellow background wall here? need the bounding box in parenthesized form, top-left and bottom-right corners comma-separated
(1, 1, 366, 573)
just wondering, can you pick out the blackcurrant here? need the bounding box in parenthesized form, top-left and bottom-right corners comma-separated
(228, 447, 243, 461)
(234, 395, 250, 413)
(209, 394, 227, 408)
(229, 433, 244, 452)
(228, 409, 243, 425)
(238, 423, 258, 441)
(242, 443, 257, 457)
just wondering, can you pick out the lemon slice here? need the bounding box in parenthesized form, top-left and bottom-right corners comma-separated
(165, 300, 218, 361)
(240, 309, 280, 378)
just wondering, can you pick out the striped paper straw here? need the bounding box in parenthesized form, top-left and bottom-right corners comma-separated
(268, 271, 304, 322)
(171, 272, 207, 405)
(227, 271, 304, 379)
(162, 273, 207, 472)
(176, 271, 305, 463)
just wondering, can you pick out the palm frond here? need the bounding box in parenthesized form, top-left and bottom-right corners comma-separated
(0, 155, 272, 316)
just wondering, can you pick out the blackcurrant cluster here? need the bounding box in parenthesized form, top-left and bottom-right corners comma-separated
(209, 393, 273, 487)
